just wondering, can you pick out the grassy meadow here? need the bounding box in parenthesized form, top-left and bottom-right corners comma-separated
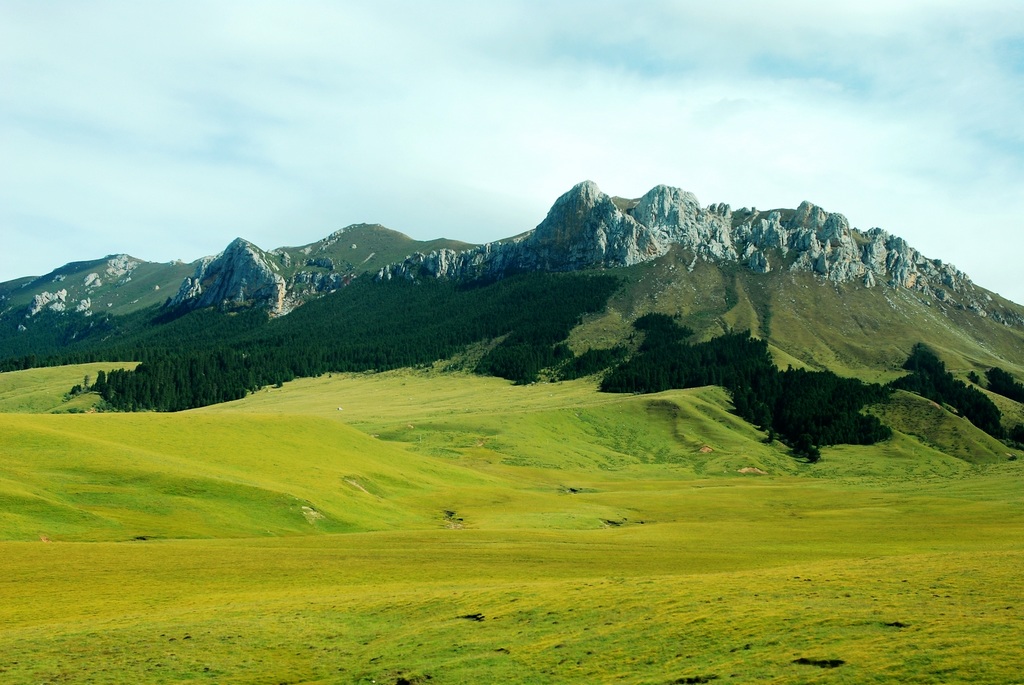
(1, 364, 1023, 683)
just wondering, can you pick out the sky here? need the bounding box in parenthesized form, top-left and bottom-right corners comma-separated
(2, 1, 1023, 303)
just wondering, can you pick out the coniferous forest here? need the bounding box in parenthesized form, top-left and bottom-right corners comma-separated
(985, 366, 1024, 404)
(84, 273, 621, 411)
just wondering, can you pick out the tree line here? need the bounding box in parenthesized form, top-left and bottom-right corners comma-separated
(77, 272, 621, 411)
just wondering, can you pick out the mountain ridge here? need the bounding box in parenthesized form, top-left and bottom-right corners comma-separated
(2, 181, 1023, 385)
(3, 181, 1021, 324)
(0, 224, 473, 321)
(379, 180, 1019, 326)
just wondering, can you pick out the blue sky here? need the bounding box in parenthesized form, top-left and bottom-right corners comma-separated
(2, 1, 1023, 304)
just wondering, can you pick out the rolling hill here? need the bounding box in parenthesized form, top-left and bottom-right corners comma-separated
(0, 364, 1022, 683)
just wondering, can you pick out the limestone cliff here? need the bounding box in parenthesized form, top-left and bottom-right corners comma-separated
(172, 238, 288, 315)
(157, 181, 1019, 326)
(378, 181, 1015, 325)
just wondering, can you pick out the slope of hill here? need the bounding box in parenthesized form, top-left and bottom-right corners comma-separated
(0, 362, 137, 413)
(4, 366, 1020, 543)
(570, 254, 1024, 381)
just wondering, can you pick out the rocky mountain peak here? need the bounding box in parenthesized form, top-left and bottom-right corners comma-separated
(530, 181, 610, 247)
(526, 181, 648, 269)
(565, 179, 603, 203)
(172, 237, 288, 315)
(377, 180, 1017, 326)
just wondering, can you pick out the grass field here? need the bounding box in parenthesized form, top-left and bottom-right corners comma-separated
(1, 365, 1023, 683)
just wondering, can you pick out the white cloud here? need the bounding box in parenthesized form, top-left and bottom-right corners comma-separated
(1, 1, 1022, 303)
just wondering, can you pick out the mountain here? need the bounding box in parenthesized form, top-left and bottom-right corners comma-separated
(381, 180, 1021, 327)
(170, 224, 473, 316)
(0, 225, 472, 358)
(2, 180, 1023, 384)
(0, 223, 470, 322)
(0, 254, 194, 320)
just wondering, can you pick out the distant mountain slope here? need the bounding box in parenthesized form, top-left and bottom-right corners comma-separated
(566, 253, 1024, 382)
(0, 225, 472, 358)
(0, 254, 194, 319)
(170, 224, 473, 316)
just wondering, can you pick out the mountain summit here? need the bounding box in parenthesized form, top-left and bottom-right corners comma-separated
(380, 180, 1006, 323)
(172, 238, 288, 315)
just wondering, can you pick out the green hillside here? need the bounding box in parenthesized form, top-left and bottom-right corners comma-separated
(0, 256, 194, 316)
(570, 249, 1024, 382)
(274, 223, 473, 281)
(1, 367, 1023, 683)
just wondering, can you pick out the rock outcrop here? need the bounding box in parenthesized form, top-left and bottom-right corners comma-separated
(27, 289, 68, 316)
(172, 238, 288, 315)
(105, 255, 139, 282)
(376, 181, 765, 281)
(378, 180, 1005, 322)
(170, 233, 361, 316)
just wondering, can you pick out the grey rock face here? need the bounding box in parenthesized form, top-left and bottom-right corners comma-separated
(28, 289, 69, 316)
(306, 257, 335, 270)
(747, 248, 771, 274)
(285, 270, 350, 311)
(377, 180, 1010, 324)
(105, 255, 140, 283)
(172, 238, 288, 316)
(270, 249, 292, 269)
(632, 185, 736, 261)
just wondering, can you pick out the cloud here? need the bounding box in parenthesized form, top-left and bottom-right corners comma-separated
(1, 1, 1022, 303)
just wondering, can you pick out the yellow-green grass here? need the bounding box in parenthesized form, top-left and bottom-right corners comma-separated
(2, 367, 1024, 683)
(0, 362, 137, 413)
(985, 388, 1024, 431)
(0, 410, 510, 541)
(2, 536, 1023, 682)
